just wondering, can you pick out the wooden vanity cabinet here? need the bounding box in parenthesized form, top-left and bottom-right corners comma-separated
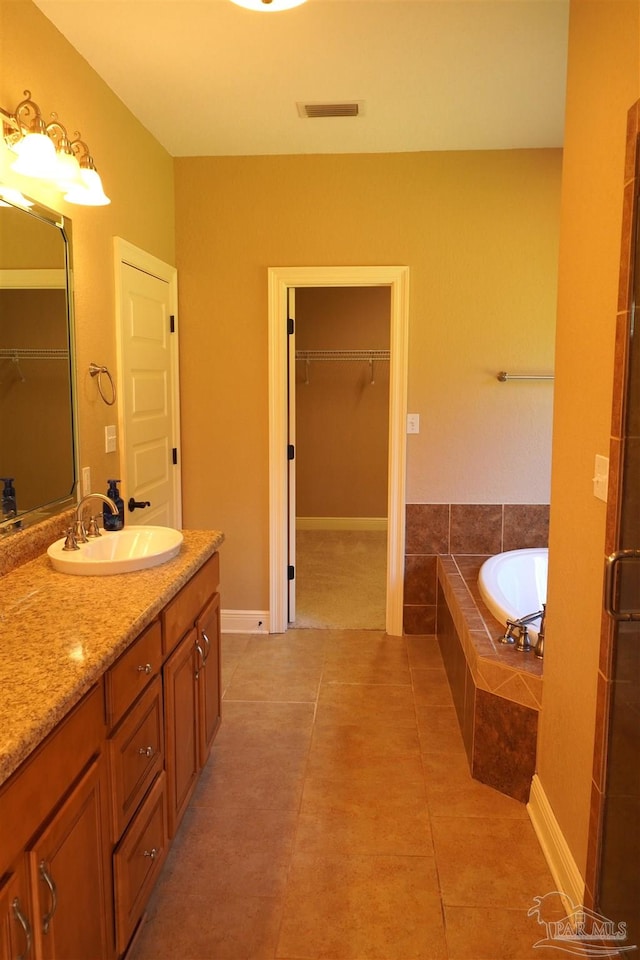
(0, 685, 114, 960)
(0, 550, 221, 960)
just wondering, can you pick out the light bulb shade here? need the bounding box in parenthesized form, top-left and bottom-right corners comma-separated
(10, 133, 59, 179)
(229, 0, 306, 9)
(63, 167, 110, 206)
(53, 150, 83, 190)
(0, 186, 34, 208)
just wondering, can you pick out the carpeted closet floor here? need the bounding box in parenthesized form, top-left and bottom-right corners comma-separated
(292, 529, 387, 630)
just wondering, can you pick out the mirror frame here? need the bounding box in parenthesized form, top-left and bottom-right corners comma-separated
(0, 194, 78, 534)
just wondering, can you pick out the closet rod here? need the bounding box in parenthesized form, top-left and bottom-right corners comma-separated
(295, 349, 390, 361)
(0, 348, 69, 360)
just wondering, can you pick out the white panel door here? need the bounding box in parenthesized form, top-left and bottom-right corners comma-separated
(119, 262, 178, 527)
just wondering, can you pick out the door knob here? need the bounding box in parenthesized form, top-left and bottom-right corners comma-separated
(128, 498, 151, 512)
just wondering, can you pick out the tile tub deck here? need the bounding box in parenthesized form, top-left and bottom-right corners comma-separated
(436, 555, 543, 802)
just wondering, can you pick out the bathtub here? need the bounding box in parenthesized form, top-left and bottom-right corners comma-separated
(478, 547, 548, 639)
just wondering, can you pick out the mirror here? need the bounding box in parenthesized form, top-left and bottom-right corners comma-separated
(0, 195, 76, 532)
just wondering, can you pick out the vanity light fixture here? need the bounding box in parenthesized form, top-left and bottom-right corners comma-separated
(229, 0, 307, 11)
(0, 90, 110, 207)
(0, 185, 34, 208)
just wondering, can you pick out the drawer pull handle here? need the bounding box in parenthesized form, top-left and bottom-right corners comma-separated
(138, 745, 155, 758)
(137, 663, 152, 675)
(143, 847, 159, 860)
(12, 897, 32, 960)
(39, 861, 57, 935)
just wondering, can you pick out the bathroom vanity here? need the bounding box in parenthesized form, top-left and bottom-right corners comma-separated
(0, 528, 223, 959)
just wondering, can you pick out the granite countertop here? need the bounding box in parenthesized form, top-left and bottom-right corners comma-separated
(0, 528, 225, 788)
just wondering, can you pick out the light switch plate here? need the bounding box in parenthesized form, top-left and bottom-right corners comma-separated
(407, 413, 420, 434)
(593, 454, 609, 502)
(82, 466, 91, 496)
(105, 425, 117, 454)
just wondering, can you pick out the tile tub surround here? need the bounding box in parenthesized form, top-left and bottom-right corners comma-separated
(404, 502, 549, 634)
(0, 528, 224, 786)
(436, 554, 542, 803)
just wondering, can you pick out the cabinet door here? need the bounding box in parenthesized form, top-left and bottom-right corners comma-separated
(29, 757, 113, 960)
(197, 593, 221, 767)
(0, 865, 32, 960)
(164, 628, 199, 837)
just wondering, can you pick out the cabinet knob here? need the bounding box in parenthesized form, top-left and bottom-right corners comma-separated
(138, 745, 155, 758)
(137, 663, 152, 675)
(143, 847, 159, 860)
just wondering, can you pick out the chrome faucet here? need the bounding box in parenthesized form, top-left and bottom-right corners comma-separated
(63, 493, 119, 551)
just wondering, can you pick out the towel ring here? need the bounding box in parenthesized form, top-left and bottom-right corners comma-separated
(89, 362, 116, 406)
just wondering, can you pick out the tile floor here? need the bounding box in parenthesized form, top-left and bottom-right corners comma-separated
(129, 630, 560, 960)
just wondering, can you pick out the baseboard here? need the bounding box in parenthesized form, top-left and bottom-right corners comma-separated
(296, 516, 388, 531)
(527, 774, 585, 911)
(221, 610, 270, 634)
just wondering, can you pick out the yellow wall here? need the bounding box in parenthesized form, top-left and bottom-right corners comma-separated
(176, 150, 561, 608)
(296, 286, 390, 519)
(538, 0, 640, 878)
(0, 0, 175, 496)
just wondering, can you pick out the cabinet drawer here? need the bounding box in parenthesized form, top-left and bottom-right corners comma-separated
(113, 771, 168, 956)
(109, 676, 164, 840)
(105, 620, 163, 729)
(162, 552, 220, 655)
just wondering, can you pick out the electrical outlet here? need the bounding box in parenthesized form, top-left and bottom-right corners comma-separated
(407, 413, 420, 434)
(82, 466, 91, 496)
(593, 454, 609, 502)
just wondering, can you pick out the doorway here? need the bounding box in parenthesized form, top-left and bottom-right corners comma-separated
(268, 265, 410, 636)
(293, 286, 390, 629)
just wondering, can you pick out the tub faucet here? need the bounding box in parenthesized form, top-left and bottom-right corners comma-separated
(499, 609, 543, 652)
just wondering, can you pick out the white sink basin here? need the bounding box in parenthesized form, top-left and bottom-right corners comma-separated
(48, 525, 184, 576)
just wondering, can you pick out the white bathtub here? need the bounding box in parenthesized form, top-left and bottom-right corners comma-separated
(478, 547, 548, 639)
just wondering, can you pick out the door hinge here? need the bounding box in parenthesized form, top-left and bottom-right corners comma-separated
(288, 317, 294, 335)
(170, 315, 175, 333)
(288, 565, 295, 581)
(287, 444, 295, 460)
(172, 447, 178, 465)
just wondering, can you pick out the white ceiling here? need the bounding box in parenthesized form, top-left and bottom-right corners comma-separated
(33, 0, 569, 157)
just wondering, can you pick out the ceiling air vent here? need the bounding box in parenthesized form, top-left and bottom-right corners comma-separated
(297, 101, 363, 119)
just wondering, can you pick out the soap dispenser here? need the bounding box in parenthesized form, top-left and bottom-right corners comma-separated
(103, 479, 125, 531)
(1, 478, 17, 518)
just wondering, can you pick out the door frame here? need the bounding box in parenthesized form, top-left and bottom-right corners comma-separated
(113, 238, 182, 527)
(268, 265, 410, 636)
